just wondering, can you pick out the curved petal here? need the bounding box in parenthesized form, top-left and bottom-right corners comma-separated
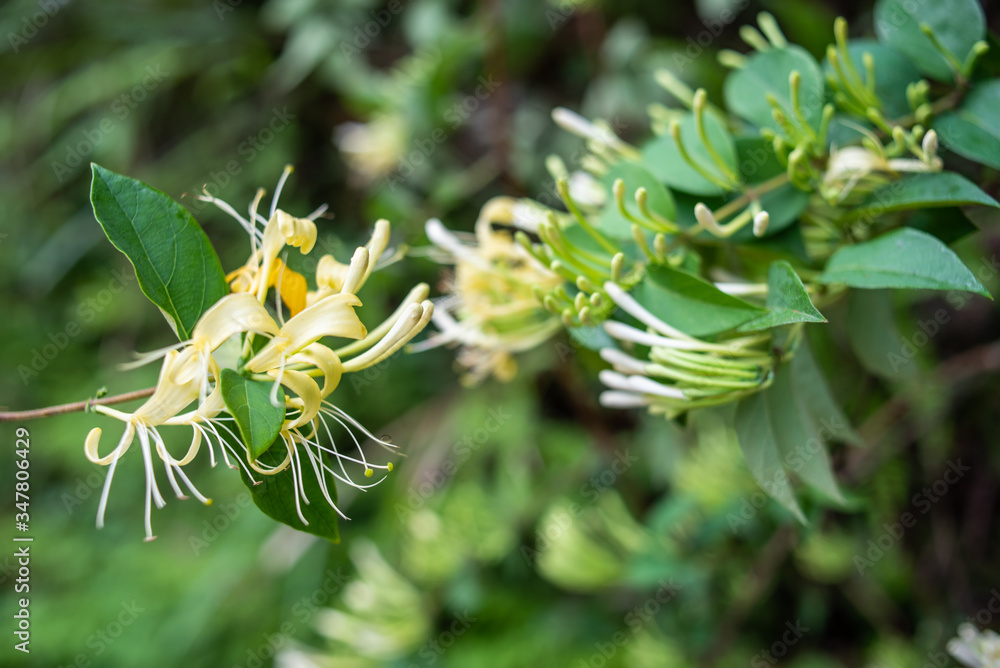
(85, 422, 136, 466)
(246, 293, 366, 373)
(272, 368, 322, 429)
(288, 343, 343, 398)
(191, 292, 279, 350)
(134, 349, 201, 425)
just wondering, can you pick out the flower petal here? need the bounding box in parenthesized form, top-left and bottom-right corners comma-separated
(192, 292, 279, 351)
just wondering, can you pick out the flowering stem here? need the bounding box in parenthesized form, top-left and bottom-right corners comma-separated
(0, 387, 156, 422)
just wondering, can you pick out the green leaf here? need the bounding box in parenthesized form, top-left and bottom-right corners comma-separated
(874, 0, 985, 82)
(598, 162, 677, 238)
(933, 79, 1000, 169)
(724, 45, 825, 138)
(790, 340, 862, 446)
(846, 290, 919, 379)
(567, 324, 617, 352)
(849, 172, 999, 222)
(89, 163, 229, 340)
(220, 369, 286, 461)
(632, 265, 766, 337)
(641, 111, 738, 196)
(237, 444, 340, 543)
(734, 392, 807, 523)
(737, 261, 826, 332)
(818, 227, 992, 297)
(767, 366, 845, 504)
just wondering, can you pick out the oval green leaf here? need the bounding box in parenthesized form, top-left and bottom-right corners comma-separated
(631, 265, 766, 337)
(220, 369, 286, 461)
(874, 0, 985, 82)
(237, 444, 341, 543)
(933, 79, 1000, 170)
(89, 163, 229, 340)
(818, 227, 991, 297)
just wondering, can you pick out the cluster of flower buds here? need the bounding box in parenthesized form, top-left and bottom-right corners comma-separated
(598, 283, 777, 418)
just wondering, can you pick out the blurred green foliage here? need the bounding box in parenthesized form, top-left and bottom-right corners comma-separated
(1, 0, 998, 667)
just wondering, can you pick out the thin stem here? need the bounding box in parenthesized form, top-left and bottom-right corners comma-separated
(0, 387, 157, 422)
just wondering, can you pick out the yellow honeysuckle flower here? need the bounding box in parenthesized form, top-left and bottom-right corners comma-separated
(308, 218, 391, 306)
(87, 167, 441, 539)
(244, 292, 367, 375)
(85, 347, 214, 541)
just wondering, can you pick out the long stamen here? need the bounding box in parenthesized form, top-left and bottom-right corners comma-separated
(137, 426, 166, 509)
(285, 437, 309, 525)
(324, 403, 396, 450)
(95, 453, 121, 529)
(198, 190, 261, 241)
(271, 165, 294, 218)
(151, 430, 187, 500)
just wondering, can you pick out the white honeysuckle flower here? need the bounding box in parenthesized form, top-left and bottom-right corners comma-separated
(552, 107, 635, 158)
(567, 170, 606, 208)
(335, 113, 409, 184)
(948, 624, 1000, 668)
(85, 168, 435, 539)
(822, 133, 942, 204)
(244, 293, 367, 376)
(418, 207, 563, 384)
(86, 348, 218, 541)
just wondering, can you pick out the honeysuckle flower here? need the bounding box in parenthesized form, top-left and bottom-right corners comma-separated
(598, 282, 774, 416)
(335, 113, 409, 184)
(308, 218, 391, 306)
(567, 170, 606, 208)
(123, 292, 280, 407)
(416, 201, 563, 384)
(948, 624, 1000, 668)
(87, 167, 438, 539)
(244, 293, 366, 375)
(85, 348, 218, 541)
(821, 130, 942, 204)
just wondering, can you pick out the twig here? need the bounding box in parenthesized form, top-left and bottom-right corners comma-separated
(0, 387, 156, 422)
